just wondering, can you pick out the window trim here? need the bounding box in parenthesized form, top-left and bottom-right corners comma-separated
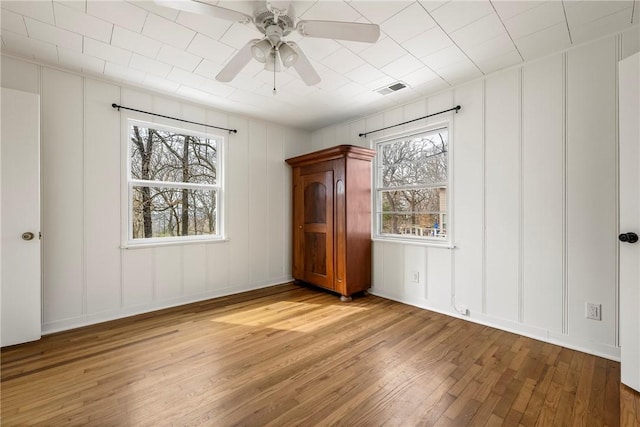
(122, 118, 227, 248)
(371, 122, 453, 247)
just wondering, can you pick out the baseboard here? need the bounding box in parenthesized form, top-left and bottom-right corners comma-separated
(41, 276, 293, 335)
(368, 289, 621, 362)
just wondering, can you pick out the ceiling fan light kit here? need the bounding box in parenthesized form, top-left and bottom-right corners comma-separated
(156, 0, 381, 92)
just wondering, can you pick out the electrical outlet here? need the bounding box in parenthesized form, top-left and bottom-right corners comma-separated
(586, 302, 601, 320)
(411, 271, 419, 283)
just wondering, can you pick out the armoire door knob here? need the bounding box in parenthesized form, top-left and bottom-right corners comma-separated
(619, 232, 639, 243)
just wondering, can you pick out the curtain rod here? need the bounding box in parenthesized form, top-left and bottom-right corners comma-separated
(111, 103, 238, 134)
(358, 105, 461, 138)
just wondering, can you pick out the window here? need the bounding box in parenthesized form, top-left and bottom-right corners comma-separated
(126, 120, 224, 245)
(374, 126, 449, 242)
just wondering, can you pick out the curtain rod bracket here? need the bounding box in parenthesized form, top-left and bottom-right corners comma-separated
(111, 103, 238, 135)
(358, 105, 461, 138)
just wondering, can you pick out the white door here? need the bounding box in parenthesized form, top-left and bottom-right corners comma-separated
(1, 87, 41, 347)
(619, 52, 640, 393)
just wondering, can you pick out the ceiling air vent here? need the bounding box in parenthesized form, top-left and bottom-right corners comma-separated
(376, 81, 407, 95)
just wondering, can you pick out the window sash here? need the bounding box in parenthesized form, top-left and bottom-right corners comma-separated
(373, 126, 450, 242)
(125, 119, 224, 245)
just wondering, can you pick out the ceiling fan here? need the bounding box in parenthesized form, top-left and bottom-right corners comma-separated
(156, 1, 380, 89)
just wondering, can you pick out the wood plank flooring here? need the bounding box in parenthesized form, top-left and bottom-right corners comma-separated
(0, 283, 626, 426)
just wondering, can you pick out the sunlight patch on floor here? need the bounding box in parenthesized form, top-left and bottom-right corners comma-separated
(211, 301, 369, 332)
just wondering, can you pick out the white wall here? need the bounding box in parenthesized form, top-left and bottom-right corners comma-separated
(310, 28, 640, 361)
(1, 55, 312, 333)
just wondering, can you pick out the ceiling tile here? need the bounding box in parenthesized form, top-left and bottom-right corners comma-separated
(429, 0, 494, 33)
(1, 29, 58, 63)
(321, 47, 366, 74)
(358, 37, 406, 68)
(1, 1, 55, 24)
(403, 26, 453, 58)
(450, 12, 505, 48)
(157, 44, 201, 72)
(129, 1, 179, 21)
(363, 74, 398, 90)
(503, 1, 565, 40)
(421, 44, 468, 70)
(380, 3, 436, 43)
(295, 37, 342, 61)
(187, 33, 235, 64)
(299, 1, 361, 22)
(56, 1, 86, 12)
(219, 23, 262, 50)
(112, 26, 162, 57)
(166, 67, 207, 87)
(314, 68, 351, 91)
(570, 6, 636, 44)
(348, 1, 413, 24)
(53, 2, 113, 43)
(143, 73, 181, 93)
(129, 53, 172, 77)
(435, 58, 482, 84)
(475, 49, 522, 74)
(380, 54, 426, 79)
(87, 1, 147, 32)
(58, 47, 105, 74)
(345, 62, 387, 84)
(142, 13, 196, 50)
(418, 1, 452, 13)
(175, 10, 232, 41)
(176, 85, 213, 103)
(513, 22, 570, 61)
(463, 32, 517, 61)
(200, 79, 235, 98)
(25, 17, 83, 51)
(492, 0, 546, 20)
(84, 37, 132, 66)
(104, 61, 146, 84)
(564, 0, 633, 27)
(399, 66, 440, 87)
(194, 59, 222, 79)
(1, 8, 27, 36)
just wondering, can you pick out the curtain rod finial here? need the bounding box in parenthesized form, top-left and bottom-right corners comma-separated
(112, 103, 120, 111)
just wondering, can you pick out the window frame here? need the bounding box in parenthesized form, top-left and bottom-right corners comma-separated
(371, 123, 453, 247)
(122, 118, 227, 248)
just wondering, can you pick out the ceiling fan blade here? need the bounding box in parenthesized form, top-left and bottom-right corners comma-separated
(296, 20, 380, 43)
(288, 42, 320, 86)
(216, 39, 258, 82)
(154, 0, 253, 23)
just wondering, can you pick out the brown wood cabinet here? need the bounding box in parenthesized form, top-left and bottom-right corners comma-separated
(286, 145, 376, 301)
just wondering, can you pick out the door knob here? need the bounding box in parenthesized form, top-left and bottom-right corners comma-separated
(21, 232, 35, 241)
(619, 232, 638, 243)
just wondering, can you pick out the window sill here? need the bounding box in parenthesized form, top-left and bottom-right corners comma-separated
(372, 236, 455, 249)
(121, 237, 229, 250)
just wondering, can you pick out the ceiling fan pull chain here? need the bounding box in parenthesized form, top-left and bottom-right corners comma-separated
(273, 62, 277, 95)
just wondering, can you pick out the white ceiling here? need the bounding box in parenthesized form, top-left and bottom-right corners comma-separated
(1, 0, 638, 130)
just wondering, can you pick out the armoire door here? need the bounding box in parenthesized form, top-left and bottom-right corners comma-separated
(298, 170, 334, 290)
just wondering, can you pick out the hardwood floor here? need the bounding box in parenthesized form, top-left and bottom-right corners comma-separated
(0, 283, 625, 426)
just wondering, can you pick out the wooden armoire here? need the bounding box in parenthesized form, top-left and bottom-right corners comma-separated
(286, 145, 376, 301)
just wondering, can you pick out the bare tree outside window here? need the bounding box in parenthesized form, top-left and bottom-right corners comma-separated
(376, 128, 448, 240)
(129, 122, 221, 241)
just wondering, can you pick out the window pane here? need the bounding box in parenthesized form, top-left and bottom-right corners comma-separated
(130, 125, 218, 185)
(379, 188, 446, 213)
(378, 213, 447, 238)
(132, 186, 217, 239)
(379, 129, 447, 187)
